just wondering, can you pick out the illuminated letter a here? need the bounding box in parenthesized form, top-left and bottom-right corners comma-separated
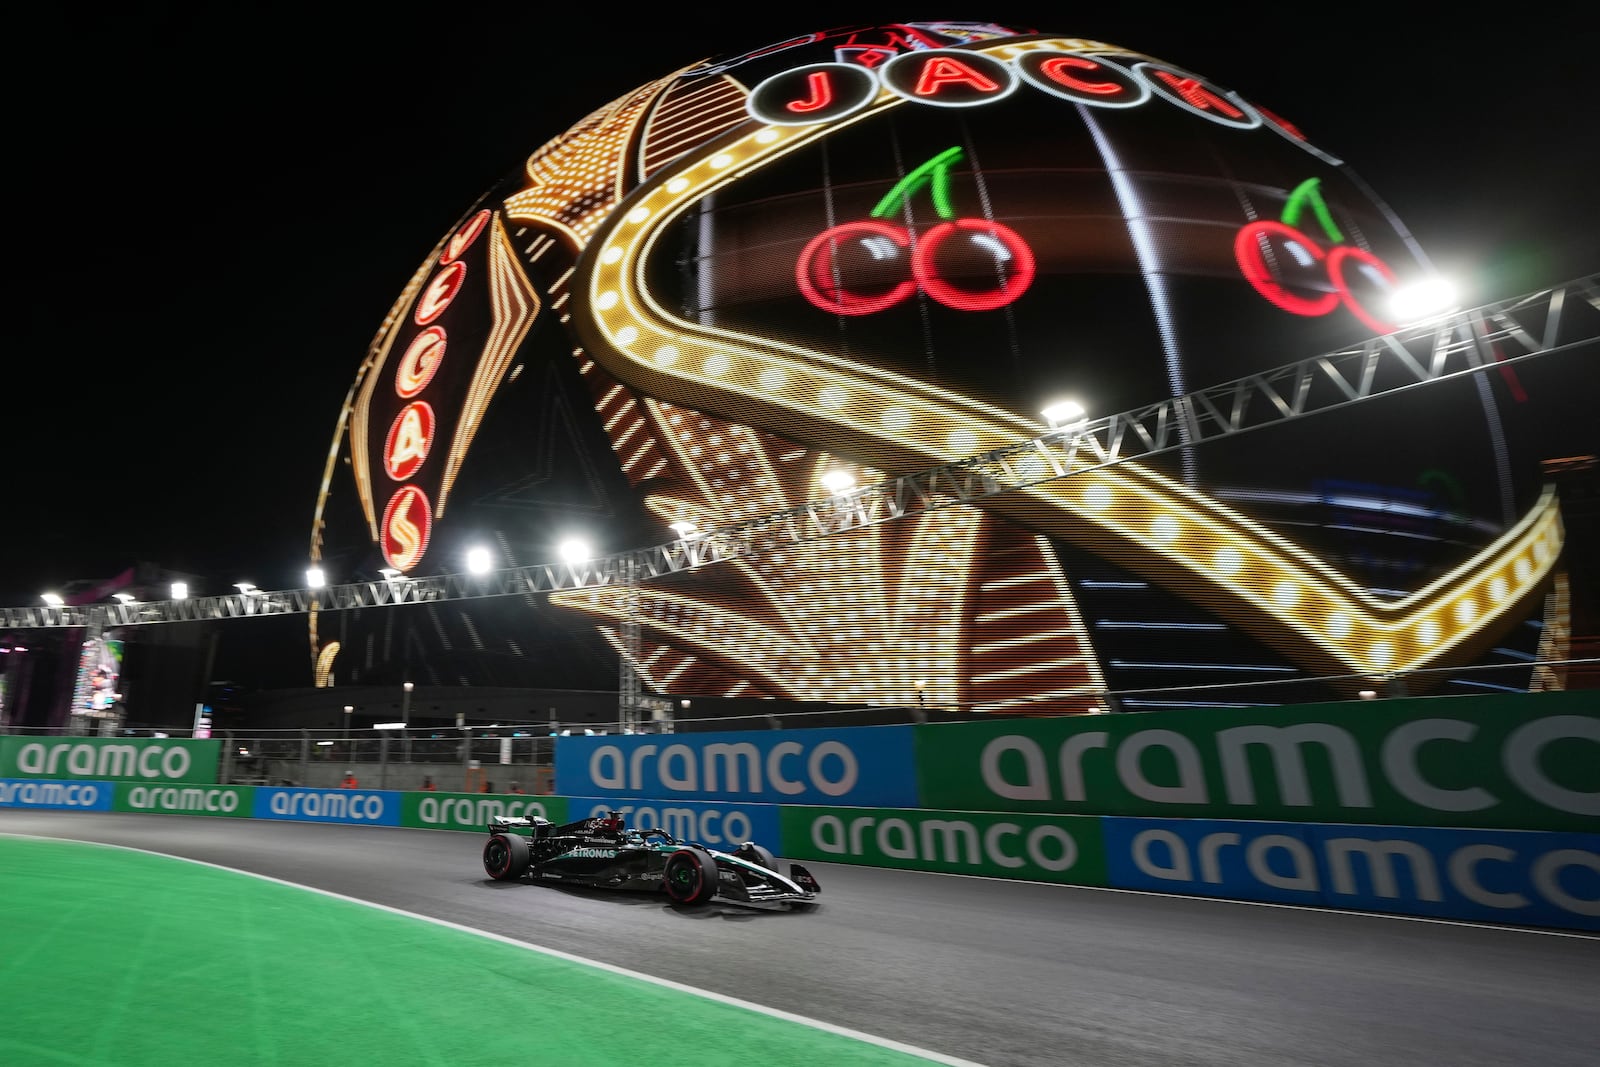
(914, 56, 1000, 97)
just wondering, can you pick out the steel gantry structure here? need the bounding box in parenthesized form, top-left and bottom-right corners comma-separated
(4, 275, 1596, 640)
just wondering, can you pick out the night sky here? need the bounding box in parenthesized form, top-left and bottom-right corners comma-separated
(9, 5, 1597, 669)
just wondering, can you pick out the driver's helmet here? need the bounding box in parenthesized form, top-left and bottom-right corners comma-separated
(319, 22, 1561, 710)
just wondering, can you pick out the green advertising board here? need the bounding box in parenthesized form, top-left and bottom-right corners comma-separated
(114, 783, 253, 817)
(400, 791, 568, 831)
(914, 692, 1598, 831)
(0, 736, 221, 784)
(779, 805, 1107, 886)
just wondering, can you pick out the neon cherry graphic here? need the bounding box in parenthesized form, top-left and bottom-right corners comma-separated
(797, 146, 1035, 315)
(1234, 177, 1397, 334)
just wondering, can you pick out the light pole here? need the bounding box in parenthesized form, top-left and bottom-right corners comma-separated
(401, 681, 414, 763)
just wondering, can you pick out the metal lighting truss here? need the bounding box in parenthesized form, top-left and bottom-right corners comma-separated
(619, 555, 644, 732)
(5, 275, 1596, 634)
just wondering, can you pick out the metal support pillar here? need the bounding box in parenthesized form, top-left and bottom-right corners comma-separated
(619, 555, 642, 733)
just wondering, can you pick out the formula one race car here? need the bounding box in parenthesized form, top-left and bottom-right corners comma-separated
(481, 810, 820, 910)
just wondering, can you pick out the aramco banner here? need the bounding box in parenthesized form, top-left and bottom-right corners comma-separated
(401, 792, 567, 832)
(914, 692, 1599, 831)
(0, 779, 115, 810)
(252, 787, 400, 826)
(780, 805, 1107, 887)
(1101, 818, 1600, 931)
(555, 726, 917, 807)
(570, 797, 780, 850)
(114, 783, 253, 817)
(0, 737, 220, 784)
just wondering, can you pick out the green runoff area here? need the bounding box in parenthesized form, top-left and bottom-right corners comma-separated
(0, 835, 973, 1067)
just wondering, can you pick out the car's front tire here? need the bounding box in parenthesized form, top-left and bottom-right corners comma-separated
(483, 832, 531, 881)
(663, 847, 719, 905)
(733, 842, 778, 871)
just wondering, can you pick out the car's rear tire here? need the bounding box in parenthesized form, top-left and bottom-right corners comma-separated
(663, 847, 718, 905)
(734, 843, 778, 871)
(483, 832, 531, 881)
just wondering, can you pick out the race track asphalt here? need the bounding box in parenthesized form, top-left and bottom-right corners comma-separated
(4, 811, 1595, 1067)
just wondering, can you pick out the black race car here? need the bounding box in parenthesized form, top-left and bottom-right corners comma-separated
(481, 810, 820, 909)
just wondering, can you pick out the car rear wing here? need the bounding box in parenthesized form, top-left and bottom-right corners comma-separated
(488, 815, 550, 834)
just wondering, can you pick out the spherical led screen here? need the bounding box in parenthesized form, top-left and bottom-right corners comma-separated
(317, 22, 1556, 710)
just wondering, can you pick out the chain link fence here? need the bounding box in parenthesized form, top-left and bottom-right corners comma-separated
(214, 727, 557, 791)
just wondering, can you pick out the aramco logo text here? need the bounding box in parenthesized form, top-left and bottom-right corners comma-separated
(13, 742, 193, 781)
(588, 740, 857, 796)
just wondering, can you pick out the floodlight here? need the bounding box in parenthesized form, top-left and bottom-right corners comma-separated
(1390, 277, 1459, 323)
(1041, 399, 1087, 426)
(820, 470, 856, 494)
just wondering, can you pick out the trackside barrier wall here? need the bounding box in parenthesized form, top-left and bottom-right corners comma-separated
(910, 692, 1599, 831)
(0, 779, 117, 810)
(0, 784, 569, 828)
(117, 784, 253, 817)
(554, 724, 918, 807)
(551, 693, 1596, 829)
(0, 737, 220, 784)
(775, 804, 1598, 930)
(7, 781, 1590, 930)
(402, 792, 568, 831)
(3, 693, 1596, 930)
(1100, 818, 1600, 931)
(779, 805, 1108, 887)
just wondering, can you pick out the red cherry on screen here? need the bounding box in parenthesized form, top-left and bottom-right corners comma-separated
(1234, 220, 1340, 317)
(796, 220, 916, 315)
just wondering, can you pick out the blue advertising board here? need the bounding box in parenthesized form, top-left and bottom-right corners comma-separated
(0, 778, 116, 811)
(1102, 816, 1600, 931)
(556, 726, 918, 807)
(252, 788, 402, 826)
(567, 796, 781, 851)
